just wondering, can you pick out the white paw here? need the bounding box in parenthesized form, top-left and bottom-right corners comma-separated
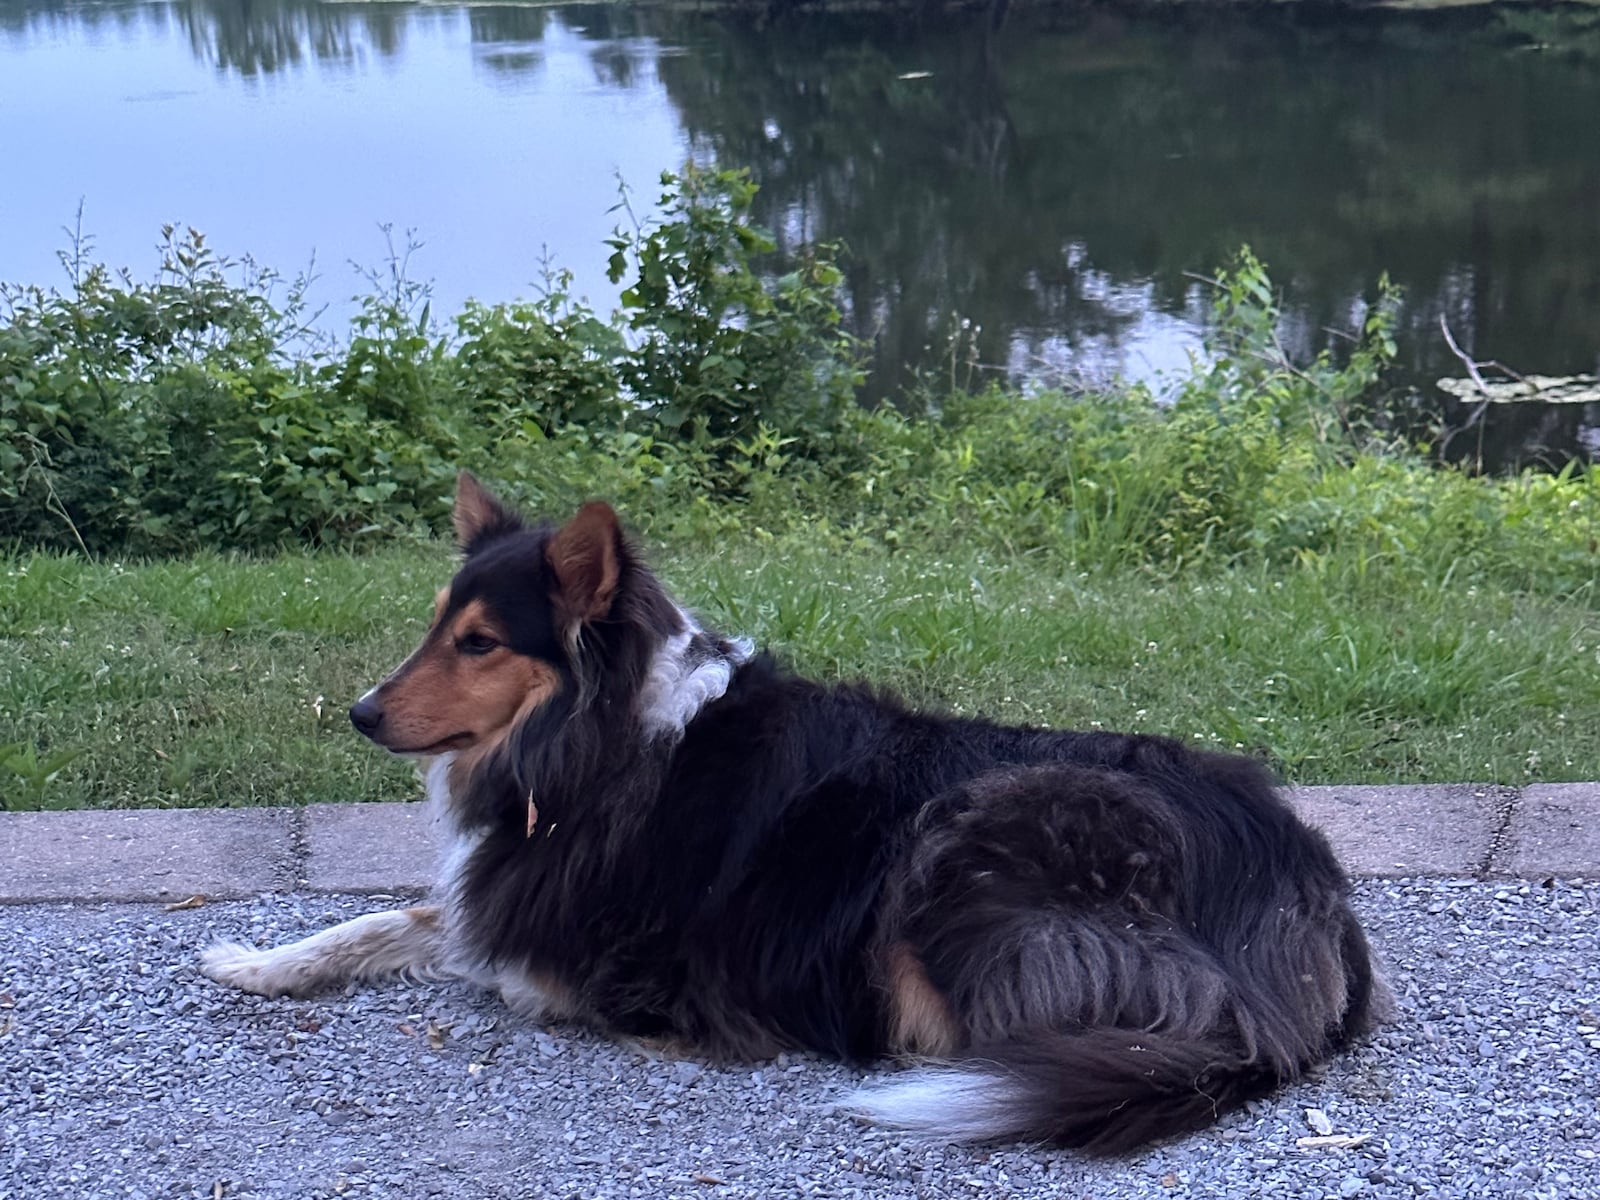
(199, 940, 300, 997)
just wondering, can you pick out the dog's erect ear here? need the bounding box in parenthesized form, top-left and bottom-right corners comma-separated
(547, 501, 622, 625)
(453, 471, 522, 553)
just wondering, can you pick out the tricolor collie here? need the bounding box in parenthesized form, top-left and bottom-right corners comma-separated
(203, 473, 1380, 1154)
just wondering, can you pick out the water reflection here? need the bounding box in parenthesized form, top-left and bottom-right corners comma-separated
(4, 0, 1599, 466)
(640, 5, 1600, 461)
(0, 0, 555, 74)
(177, 2, 380, 75)
(468, 5, 549, 78)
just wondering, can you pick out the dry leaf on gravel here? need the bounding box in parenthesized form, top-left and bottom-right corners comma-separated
(1297, 1134, 1373, 1151)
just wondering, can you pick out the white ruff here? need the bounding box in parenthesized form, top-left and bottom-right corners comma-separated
(636, 610, 754, 739)
(421, 752, 490, 974)
(418, 752, 564, 1016)
(423, 751, 481, 897)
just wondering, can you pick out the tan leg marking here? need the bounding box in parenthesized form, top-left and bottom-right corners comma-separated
(494, 966, 580, 1021)
(883, 941, 960, 1057)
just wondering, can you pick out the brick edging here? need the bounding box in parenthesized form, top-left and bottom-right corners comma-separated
(1, 784, 1595, 904)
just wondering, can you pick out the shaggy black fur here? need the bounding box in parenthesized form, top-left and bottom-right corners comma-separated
(421, 491, 1378, 1154)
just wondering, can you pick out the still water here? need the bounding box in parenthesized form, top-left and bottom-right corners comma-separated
(4, 0, 1599, 465)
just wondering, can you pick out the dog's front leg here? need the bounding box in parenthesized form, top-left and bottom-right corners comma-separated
(200, 905, 445, 998)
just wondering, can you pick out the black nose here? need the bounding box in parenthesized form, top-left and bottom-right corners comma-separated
(349, 696, 384, 737)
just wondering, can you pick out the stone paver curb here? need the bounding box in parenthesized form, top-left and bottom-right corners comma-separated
(1499, 782, 1600, 878)
(303, 801, 435, 893)
(0, 807, 298, 903)
(1284, 783, 1504, 878)
(1, 784, 1595, 903)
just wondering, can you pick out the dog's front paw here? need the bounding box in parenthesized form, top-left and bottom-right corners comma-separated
(199, 940, 302, 997)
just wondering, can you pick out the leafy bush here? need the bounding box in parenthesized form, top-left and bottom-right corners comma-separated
(605, 166, 863, 466)
(215, 265, 466, 545)
(0, 169, 867, 554)
(451, 279, 626, 440)
(1, 183, 1594, 605)
(1, 227, 302, 553)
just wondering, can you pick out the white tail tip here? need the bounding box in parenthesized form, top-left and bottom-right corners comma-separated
(846, 1067, 1020, 1142)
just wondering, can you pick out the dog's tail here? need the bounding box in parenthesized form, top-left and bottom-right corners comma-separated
(849, 1027, 1280, 1155)
(852, 906, 1381, 1154)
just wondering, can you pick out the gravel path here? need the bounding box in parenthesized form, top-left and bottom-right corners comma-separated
(2, 879, 1597, 1200)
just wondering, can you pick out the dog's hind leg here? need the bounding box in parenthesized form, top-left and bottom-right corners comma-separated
(200, 906, 445, 998)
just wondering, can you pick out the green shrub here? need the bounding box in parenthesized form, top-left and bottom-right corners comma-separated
(451, 278, 626, 441)
(1, 186, 1594, 606)
(0, 170, 870, 553)
(216, 274, 461, 546)
(0, 227, 302, 554)
(605, 165, 864, 469)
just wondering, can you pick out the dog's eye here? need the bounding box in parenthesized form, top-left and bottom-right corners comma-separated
(456, 632, 499, 656)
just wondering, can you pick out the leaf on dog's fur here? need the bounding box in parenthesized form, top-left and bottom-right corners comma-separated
(163, 894, 207, 911)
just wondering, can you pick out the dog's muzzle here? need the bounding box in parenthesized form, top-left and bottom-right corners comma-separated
(349, 695, 384, 739)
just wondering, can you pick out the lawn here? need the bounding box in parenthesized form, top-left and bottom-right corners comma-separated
(3, 530, 1594, 810)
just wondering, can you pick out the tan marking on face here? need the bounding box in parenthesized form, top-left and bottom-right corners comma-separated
(882, 941, 959, 1057)
(364, 597, 561, 756)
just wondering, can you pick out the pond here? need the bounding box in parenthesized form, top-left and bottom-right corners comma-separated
(4, 0, 1599, 468)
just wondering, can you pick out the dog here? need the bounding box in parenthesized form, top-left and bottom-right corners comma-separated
(202, 471, 1381, 1154)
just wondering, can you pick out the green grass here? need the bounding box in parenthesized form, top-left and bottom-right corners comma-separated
(3, 533, 1595, 810)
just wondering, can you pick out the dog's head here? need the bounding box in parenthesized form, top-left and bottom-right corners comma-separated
(349, 473, 651, 760)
